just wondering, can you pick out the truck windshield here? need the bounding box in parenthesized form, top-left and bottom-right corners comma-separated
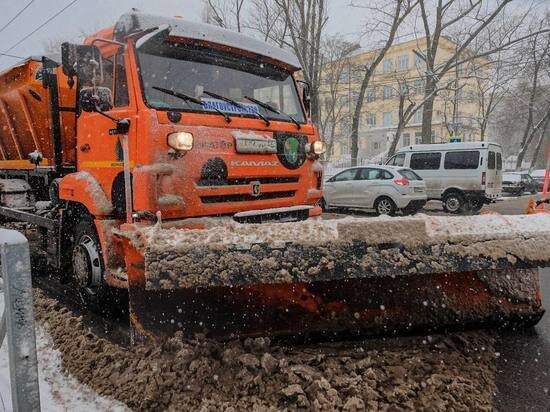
(137, 43, 306, 124)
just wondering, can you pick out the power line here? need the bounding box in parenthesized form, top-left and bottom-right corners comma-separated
(0, 52, 25, 59)
(2, 0, 79, 54)
(0, 1, 35, 35)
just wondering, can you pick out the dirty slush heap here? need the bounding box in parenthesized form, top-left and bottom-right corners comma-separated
(137, 214, 550, 289)
(35, 289, 497, 411)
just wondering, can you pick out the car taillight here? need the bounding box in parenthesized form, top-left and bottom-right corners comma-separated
(394, 177, 409, 186)
(482, 172, 486, 185)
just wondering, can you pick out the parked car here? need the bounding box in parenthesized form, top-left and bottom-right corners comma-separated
(531, 169, 547, 192)
(386, 142, 502, 214)
(502, 172, 539, 196)
(322, 165, 427, 216)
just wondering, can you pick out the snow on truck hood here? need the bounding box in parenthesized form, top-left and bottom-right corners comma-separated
(114, 12, 301, 70)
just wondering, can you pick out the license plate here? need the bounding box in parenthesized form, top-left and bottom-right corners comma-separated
(414, 187, 424, 192)
(235, 136, 277, 154)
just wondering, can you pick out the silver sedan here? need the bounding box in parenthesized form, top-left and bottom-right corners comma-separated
(322, 165, 427, 215)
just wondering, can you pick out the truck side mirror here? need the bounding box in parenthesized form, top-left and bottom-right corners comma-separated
(61, 43, 103, 89)
(296, 80, 311, 116)
(79, 87, 113, 113)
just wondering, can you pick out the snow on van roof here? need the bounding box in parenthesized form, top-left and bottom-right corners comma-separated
(397, 142, 501, 152)
(114, 12, 301, 70)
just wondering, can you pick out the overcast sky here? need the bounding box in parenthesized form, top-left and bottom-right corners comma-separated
(0, 0, 365, 71)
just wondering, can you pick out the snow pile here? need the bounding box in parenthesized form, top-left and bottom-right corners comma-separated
(137, 213, 550, 289)
(0, 292, 127, 412)
(74, 172, 113, 215)
(33, 289, 499, 411)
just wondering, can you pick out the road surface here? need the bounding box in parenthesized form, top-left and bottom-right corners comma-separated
(324, 193, 550, 409)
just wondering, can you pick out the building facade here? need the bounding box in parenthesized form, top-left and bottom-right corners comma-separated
(319, 36, 487, 164)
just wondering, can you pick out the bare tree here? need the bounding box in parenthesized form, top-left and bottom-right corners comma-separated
(416, 0, 519, 144)
(387, 77, 457, 157)
(273, 0, 329, 125)
(530, 113, 550, 169)
(202, 0, 246, 32)
(348, 0, 418, 166)
(318, 36, 360, 160)
(515, 18, 550, 169)
(245, 0, 288, 46)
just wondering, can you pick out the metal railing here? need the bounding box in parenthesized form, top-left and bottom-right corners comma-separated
(0, 229, 40, 412)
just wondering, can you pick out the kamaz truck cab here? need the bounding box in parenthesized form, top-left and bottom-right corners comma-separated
(61, 13, 324, 227)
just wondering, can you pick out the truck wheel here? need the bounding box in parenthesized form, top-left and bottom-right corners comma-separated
(374, 197, 396, 216)
(71, 217, 114, 310)
(442, 192, 465, 214)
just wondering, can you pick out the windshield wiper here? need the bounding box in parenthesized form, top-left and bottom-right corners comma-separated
(244, 95, 301, 130)
(152, 86, 231, 123)
(203, 90, 271, 127)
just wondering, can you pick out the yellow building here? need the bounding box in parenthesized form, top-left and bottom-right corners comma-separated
(320, 36, 487, 163)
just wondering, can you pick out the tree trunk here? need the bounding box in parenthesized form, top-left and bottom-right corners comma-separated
(350, 73, 371, 166)
(531, 115, 550, 170)
(516, 110, 550, 170)
(421, 77, 436, 143)
(388, 122, 406, 158)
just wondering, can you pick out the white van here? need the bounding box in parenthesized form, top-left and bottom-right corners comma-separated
(386, 142, 503, 213)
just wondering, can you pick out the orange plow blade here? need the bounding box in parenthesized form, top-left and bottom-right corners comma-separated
(114, 214, 550, 342)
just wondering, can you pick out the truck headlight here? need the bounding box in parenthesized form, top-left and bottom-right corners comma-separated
(309, 141, 326, 155)
(167, 132, 194, 151)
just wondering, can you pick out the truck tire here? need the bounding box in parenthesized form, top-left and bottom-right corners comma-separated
(442, 192, 465, 214)
(70, 217, 119, 312)
(374, 196, 396, 216)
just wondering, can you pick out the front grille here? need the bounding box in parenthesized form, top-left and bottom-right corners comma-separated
(201, 191, 296, 204)
(198, 176, 299, 187)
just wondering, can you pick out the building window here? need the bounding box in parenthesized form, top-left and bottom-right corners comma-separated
(402, 133, 410, 146)
(383, 112, 392, 128)
(413, 79, 425, 95)
(398, 54, 409, 71)
(415, 131, 422, 144)
(414, 50, 427, 68)
(366, 88, 375, 102)
(339, 94, 349, 105)
(399, 82, 408, 96)
(383, 85, 393, 100)
(339, 70, 349, 83)
(414, 110, 423, 124)
(383, 59, 394, 73)
(366, 113, 376, 127)
(431, 130, 436, 143)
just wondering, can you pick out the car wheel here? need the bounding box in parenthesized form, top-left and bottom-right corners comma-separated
(320, 197, 328, 211)
(531, 188, 538, 195)
(374, 197, 396, 216)
(515, 188, 524, 196)
(442, 192, 465, 214)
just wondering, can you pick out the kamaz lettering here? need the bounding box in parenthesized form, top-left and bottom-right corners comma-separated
(230, 160, 279, 167)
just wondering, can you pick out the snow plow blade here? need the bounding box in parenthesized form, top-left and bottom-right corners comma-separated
(115, 214, 550, 342)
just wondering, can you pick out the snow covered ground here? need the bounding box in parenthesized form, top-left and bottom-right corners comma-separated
(0, 293, 128, 412)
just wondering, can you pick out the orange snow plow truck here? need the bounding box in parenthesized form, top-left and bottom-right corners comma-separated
(0, 12, 549, 342)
